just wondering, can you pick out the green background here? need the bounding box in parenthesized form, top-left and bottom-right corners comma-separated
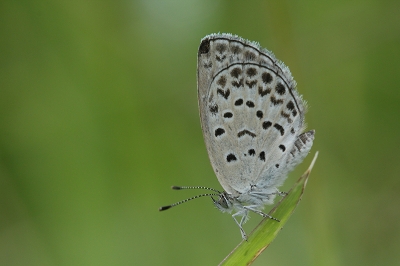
(1, 1, 399, 265)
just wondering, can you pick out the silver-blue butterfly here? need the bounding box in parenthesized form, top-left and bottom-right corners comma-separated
(160, 33, 315, 240)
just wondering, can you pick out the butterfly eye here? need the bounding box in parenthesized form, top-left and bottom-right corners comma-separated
(218, 195, 229, 209)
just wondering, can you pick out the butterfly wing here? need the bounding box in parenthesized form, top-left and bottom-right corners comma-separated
(197, 33, 311, 196)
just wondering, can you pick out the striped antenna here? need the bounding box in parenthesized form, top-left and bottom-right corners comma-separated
(171, 186, 221, 193)
(159, 186, 221, 211)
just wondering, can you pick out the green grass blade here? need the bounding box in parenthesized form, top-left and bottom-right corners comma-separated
(219, 151, 319, 266)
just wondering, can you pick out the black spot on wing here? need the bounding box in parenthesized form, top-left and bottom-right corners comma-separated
(286, 101, 295, 111)
(246, 101, 255, 108)
(209, 104, 218, 115)
(227, 153, 237, 162)
(258, 86, 271, 97)
(245, 80, 257, 88)
(281, 111, 293, 123)
(275, 83, 286, 95)
(217, 76, 227, 87)
(262, 121, 272, 130)
(215, 128, 225, 137)
(230, 68, 242, 78)
(262, 72, 273, 84)
(273, 123, 284, 136)
(246, 68, 257, 77)
(259, 151, 265, 162)
(270, 96, 283, 105)
(217, 89, 230, 99)
(223, 112, 233, 118)
(237, 130, 256, 138)
(234, 99, 243, 106)
(232, 78, 244, 88)
(281, 111, 290, 119)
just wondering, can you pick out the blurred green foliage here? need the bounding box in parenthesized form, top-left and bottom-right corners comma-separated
(0, 1, 399, 265)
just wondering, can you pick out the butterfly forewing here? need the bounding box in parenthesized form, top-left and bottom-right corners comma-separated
(197, 34, 306, 196)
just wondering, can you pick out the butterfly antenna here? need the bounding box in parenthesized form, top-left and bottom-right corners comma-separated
(171, 186, 221, 193)
(159, 192, 220, 211)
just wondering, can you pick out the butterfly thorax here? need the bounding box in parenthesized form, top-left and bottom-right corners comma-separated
(213, 187, 277, 214)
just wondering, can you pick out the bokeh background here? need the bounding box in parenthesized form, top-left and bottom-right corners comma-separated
(1, 1, 399, 265)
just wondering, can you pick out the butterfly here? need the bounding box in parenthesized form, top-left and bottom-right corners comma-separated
(160, 33, 314, 240)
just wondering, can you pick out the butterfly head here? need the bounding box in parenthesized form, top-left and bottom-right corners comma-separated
(212, 191, 234, 213)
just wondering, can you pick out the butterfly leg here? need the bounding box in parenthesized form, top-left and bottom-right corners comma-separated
(274, 188, 288, 197)
(232, 210, 248, 240)
(278, 191, 288, 196)
(243, 205, 280, 222)
(250, 189, 288, 200)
